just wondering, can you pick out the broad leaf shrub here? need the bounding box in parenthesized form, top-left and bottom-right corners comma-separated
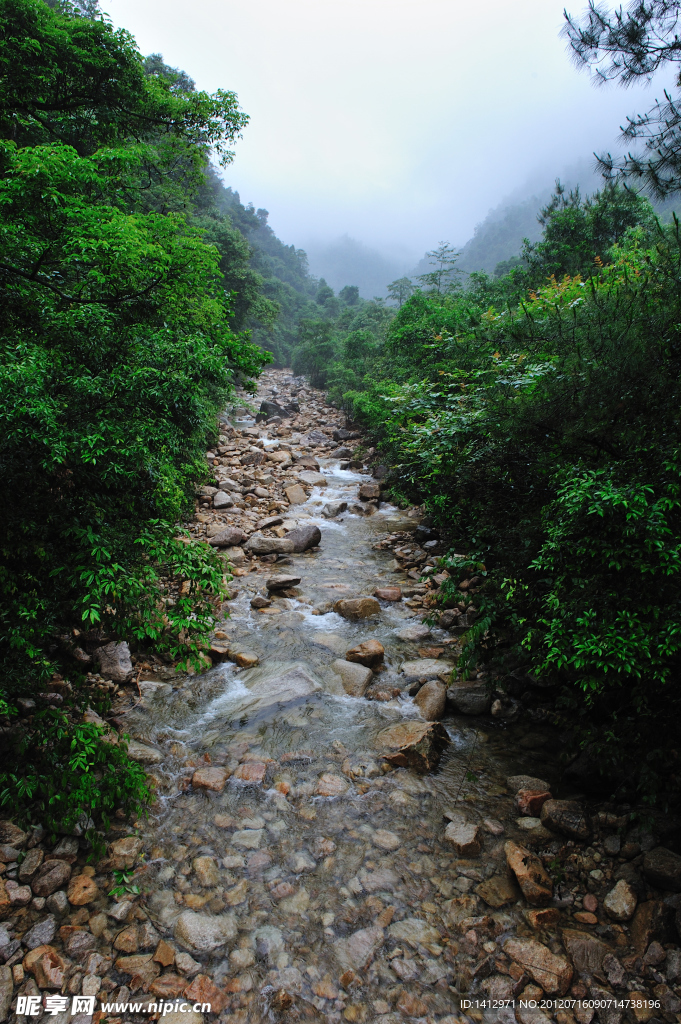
(338, 218, 681, 802)
(0, 0, 269, 832)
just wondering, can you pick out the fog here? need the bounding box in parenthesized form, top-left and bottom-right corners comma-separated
(107, 0, 671, 276)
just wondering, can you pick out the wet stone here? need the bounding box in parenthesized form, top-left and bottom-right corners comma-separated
(604, 879, 637, 921)
(375, 719, 449, 771)
(331, 659, 373, 697)
(444, 816, 481, 856)
(504, 840, 553, 905)
(315, 773, 349, 797)
(414, 679, 446, 720)
(345, 639, 385, 667)
(642, 846, 681, 891)
(192, 766, 230, 792)
(334, 597, 381, 620)
(540, 799, 591, 841)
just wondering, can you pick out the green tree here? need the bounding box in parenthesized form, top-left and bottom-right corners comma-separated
(416, 242, 461, 294)
(386, 276, 414, 307)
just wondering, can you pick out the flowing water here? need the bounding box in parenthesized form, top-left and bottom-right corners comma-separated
(116, 371, 565, 1024)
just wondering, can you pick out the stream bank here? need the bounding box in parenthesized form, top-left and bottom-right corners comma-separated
(3, 369, 681, 1024)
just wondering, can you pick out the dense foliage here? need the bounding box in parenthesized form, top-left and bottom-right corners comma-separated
(296, 181, 681, 803)
(0, 0, 270, 833)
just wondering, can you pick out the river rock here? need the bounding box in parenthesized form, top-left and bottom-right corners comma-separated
(193, 857, 219, 888)
(374, 587, 401, 601)
(345, 640, 384, 667)
(232, 661, 322, 716)
(603, 879, 637, 921)
(109, 836, 143, 869)
(245, 533, 294, 555)
(358, 481, 381, 501)
(515, 789, 552, 817)
(504, 937, 572, 995)
(335, 926, 384, 972)
(31, 860, 72, 897)
(0, 822, 26, 848)
(322, 501, 347, 517)
(208, 526, 246, 546)
(375, 720, 449, 771)
(331, 659, 373, 697)
(297, 471, 327, 487)
(475, 874, 518, 908)
(260, 400, 288, 419)
(397, 624, 431, 642)
(0, 964, 11, 1021)
(444, 816, 481, 856)
(284, 483, 307, 505)
(504, 840, 553, 905)
(224, 545, 245, 565)
(540, 799, 591, 841)
(192, 766, 230, 792)
(266, 574, 302, 591)
(67, 875, 99, 905)
(561, 929, 612, 977)
(414, 679, 446, 720)
(18, 848, 43, 880)
(389, 918, 441, 948)
(630, 899, 674, 952)
(127, 740, 163, 764)
(213, 490, 234, 509)
(642, 847, 681, 891)
(285, 523, 321, 551)
(401, 658, 446, 681)
(22, 915, 57, 949)
(334, 597, 380, 620)
(95, 641, 133, 683)
(23, 944, 66, 988)
(174, 911, 237, 953)
(446, 680, 491, 715)
(507, 774, 550, 793)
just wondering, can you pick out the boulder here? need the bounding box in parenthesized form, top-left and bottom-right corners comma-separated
(331, 660, 373, 697)
(226, 661, 322, 717)
(504, 840, 553, 905)
(260, 400, 288, 419)
(284, 484, 307, 505)
(414, 680, 446, 720)
(322, 501, 347, 518)
(95, 641, 133, 683)
(375, 720, 449, 772)
(208, 526, 246, 547)
(504, 937, 572, 995)
(213, 491, 234, 509)
(444, 816, 481, 856)
(604, 879, 637, 921)
(174, 911, 237, 953)
(333, 428, 361, 441)
(286, 523, 321, 552)
(265, 574, 302, 591)
(374, 586, 401, 601)
(297, 471, 327, 487)
(358, 481, 381, 501)
(642, 847, 681, 892)
(446, 680, 492, 715)
(540, 799, 591, 841)
(345, 640, 384, 667)
(334, 597, 380, 620)
(245, 533, 295, 555)
(401, 658, 451, 681)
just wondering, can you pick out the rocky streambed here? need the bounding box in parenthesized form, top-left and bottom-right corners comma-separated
(3, 368, 681, 1024)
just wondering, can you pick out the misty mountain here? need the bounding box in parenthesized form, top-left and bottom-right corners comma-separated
(304, 235, 412, 299)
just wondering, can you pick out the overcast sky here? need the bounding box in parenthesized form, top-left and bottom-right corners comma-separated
(106, 0, 668, 262)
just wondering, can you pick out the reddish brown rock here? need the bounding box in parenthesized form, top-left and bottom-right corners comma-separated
(315, 773, 349, 797)
(184, 973, 229, 1013)
(31, 859, 72, 897)
(373, 587, 401, 601)
(525, 908, 561, 929)
(23, 945, 66, 989)
(414, 679, 447, 721)
(192, 766, 230, 792)
(515, 789, 552, 817)
(375, 720, 449, 772)
(233, 762, 267, 785)
(67, 874, 99, 906)
(114, 925, 139, 953)
(115, 953, 161, 989)
(561, 929, 612, 977)
(504, 840, 553, 905)
(153, 939, 176, 967)
(0, 880, 11, 919)
(345, 640, 385, 667)
(334, 597, 381, 620)
(150, 974, 186, 998)
(109, 836, 143, 870)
